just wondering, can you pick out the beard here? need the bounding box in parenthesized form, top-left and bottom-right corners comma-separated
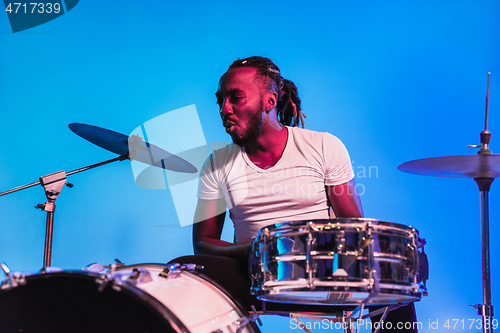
(230, 101, 264, 147)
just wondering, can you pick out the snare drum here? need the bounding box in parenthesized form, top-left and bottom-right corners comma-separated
(0, 264, 260, 333)
(249, 218, 428, 307)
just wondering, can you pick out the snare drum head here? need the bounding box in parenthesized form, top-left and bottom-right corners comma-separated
(0, 271, 178, 333)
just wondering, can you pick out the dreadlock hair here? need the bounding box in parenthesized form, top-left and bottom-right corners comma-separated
(227, 56, 306, 128)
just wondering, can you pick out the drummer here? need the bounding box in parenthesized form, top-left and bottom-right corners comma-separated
(171, 56, 416, 332)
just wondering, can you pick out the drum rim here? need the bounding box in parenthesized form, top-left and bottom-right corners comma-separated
(257, 288, 422, 306)
(266, 218, 418, 233)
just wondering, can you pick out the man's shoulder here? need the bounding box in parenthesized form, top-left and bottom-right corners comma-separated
(204, 143, 242, 170)
(288, 126, 339, 144)
(210, 143, 240, 158)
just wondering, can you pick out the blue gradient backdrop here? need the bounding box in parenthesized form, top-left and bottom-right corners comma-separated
(1, 1, 499, 331)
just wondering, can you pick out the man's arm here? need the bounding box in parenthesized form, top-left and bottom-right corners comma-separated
(192, 198, 252, 261)
(326, 178, 364, 218)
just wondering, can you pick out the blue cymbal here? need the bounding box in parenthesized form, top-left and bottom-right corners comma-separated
(69, 123, 197, 174)
(398, 154, 500, 179)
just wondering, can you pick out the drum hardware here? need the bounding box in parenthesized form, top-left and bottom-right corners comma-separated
(337, 230, 346, 254)
(85, 263, 105, 273)
(86, 258, 127, 274)
(92, 260, 156, 292)
(355, 235, 372, 256)
(95, 275, 113, 293)
(234, 305, 263, 333)
(306, 222, 314, 289)
(106, 258, 127, 274)
(398, 73, 497, 333)
(364, 222, 374, 297)
(411, 231, 428, 294)
(159, 262, 204, 279)
(0, 262, 25, 289)
(255, 228, 272, 290)
(0, 264, 63, 291)
(0, 123, 198, 269)
(94, 263, 124, 293)
(112, 258, 126, 267)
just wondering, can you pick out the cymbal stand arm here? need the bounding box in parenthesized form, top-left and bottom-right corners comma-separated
(468, 73, 492, 154)
(65, 154, 129, 177)
(479, 72, 491, 155)
(0, 154, 129, 198)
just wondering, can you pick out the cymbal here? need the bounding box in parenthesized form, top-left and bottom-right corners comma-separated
(398, 154, 500, 179)
(69, 123, 198, 173)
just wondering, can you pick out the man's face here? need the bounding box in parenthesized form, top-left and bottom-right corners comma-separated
(216, 67, 266, 146)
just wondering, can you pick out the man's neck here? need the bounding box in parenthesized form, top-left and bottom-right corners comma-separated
(244, 125, 288, 169)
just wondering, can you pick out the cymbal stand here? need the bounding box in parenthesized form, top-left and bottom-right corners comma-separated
(473, 177, 494, 333)
(0, 154, 129, 268)
(468, 72, 494, 333)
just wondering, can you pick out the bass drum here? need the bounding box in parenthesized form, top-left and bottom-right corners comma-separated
(0, 264, 260, 333)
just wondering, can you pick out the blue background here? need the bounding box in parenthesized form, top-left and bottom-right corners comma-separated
(1, 1, 499, 331)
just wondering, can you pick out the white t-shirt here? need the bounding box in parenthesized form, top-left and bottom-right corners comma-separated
(198, 126, 354, 243)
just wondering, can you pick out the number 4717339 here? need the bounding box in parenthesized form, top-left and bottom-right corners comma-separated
(443, 319, 498, 330)
(5, 2, 61, 14)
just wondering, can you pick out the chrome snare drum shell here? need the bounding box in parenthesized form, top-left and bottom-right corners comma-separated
(249, 218, 428, 307)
